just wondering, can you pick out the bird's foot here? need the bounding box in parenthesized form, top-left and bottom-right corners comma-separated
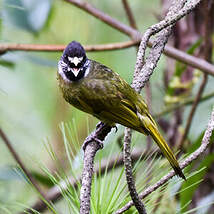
(82, 135, 104, 151)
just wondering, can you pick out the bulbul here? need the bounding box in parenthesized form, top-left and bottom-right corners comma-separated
(57, 41, 185, 179)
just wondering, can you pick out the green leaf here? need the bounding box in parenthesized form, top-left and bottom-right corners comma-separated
(0, 59, 15, 68)
(3, 0, 53, 33)
(31, 171, 55, 187)
(166, 39, 202, 98)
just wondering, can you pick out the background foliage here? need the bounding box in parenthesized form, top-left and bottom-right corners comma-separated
(0, 0, 213, 213)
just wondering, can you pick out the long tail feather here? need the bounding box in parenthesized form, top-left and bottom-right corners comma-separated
(141, 114, 186, 180)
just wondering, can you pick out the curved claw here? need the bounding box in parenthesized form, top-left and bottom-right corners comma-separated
(82, 136, 104, 151)
(113, 125, 118, 133)
(96, 122, 105, 129)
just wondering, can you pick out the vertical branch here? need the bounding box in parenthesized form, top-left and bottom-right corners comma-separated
(80, 142, 100, 214)
(122, 0, 137, 29)
(122, 1, 147, 213)
(122, 0, 153, 112)
(80, 123, 112, 214)
(123, 129, 147, 213)
(122, 0, 153, 148)
(122, 0, 188, 213)
(122, 0, 187, 213)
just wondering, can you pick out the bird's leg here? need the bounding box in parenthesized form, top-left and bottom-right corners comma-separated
(82, 134, 104, 151)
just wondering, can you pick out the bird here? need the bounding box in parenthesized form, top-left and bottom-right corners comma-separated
(57, 41, 185, 180)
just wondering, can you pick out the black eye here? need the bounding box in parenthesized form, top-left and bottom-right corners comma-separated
(63, 55, 67, 60)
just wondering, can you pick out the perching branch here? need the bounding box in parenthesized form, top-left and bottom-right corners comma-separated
(115, 105, 214, 214)
(80, 141, 100, 214)
(79, 122, 112, 214)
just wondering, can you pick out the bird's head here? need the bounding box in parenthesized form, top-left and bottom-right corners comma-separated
(58, 41, 90, 82)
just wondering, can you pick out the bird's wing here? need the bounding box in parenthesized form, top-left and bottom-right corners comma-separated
(98, 99, 143, 130)
(78, 77, 144, 130)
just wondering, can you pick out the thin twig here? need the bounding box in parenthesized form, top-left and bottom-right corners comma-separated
(133, 0, 189, 90)
(122, 0, 153, 151)
(115, 106, 214, 214)
(122, 0, 137, 29)
(0, 128, 47, 202)
(161, 43, 214, 76)
(121, 0, 191, 212)
(0, 41, 139, 53)
(121, 1, 187, 213)
(64, 0, 139, 38)
(154, 91, 214, 118)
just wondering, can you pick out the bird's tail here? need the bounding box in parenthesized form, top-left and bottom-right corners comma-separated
(140, 113, 186, 180)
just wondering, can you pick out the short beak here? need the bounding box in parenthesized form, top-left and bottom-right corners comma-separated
(71, 68, 80, 77)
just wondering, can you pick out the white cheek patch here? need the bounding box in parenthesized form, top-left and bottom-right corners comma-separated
(58, 61, 72, 83)
(68, 56, 83, 66)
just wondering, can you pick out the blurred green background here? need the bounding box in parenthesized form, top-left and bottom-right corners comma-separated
(0, 0, 214, 213)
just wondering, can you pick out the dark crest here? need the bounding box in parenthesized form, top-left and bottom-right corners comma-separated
(62, 41, 86, 65)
